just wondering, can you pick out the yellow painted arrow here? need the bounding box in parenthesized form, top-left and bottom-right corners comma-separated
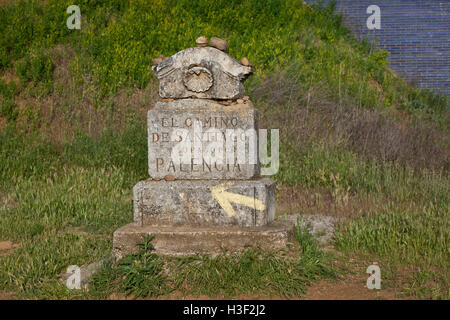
(210, 182, 266, 217)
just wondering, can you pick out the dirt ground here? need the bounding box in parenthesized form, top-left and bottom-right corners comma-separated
(0, 292, 15, 300)
(0, 239, 410, 300)
(0, 241, 19, 300)
(0, 240, 18, 257)
(302, 273, 407, 300)
(0, 0, 14, 7)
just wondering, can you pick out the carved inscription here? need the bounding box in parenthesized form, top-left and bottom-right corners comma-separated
(147, 102, 260, 179)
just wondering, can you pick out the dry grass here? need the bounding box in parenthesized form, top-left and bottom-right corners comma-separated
(275, 184, 432, 222)
(5, 44, 158, 144)
(252, 65, 449, 172)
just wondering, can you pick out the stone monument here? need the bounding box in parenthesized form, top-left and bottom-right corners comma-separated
(113, 38, 294, 258)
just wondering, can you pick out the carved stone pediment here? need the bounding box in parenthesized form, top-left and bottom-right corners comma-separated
(152, 47, 252, 100)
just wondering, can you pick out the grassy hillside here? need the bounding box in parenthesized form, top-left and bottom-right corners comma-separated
(0, 0, 448, 299)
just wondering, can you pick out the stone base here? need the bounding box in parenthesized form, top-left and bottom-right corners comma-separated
(133, 178, 275, 227)
(113, 220, 295, 258)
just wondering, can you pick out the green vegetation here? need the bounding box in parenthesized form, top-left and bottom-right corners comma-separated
(0, 0, 448, 299)
(89, 224, 336, 299)
(1, 0, 447, 118)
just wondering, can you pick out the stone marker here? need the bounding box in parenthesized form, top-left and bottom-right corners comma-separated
(114, 220, 293, 259)
(113, 38, 294, 258)
(147, 99, 260, 180)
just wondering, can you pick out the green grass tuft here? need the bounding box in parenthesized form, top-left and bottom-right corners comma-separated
(90, 225, 337, 299)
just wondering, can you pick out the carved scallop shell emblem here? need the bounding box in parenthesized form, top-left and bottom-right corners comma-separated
(183, 66, 213, 93)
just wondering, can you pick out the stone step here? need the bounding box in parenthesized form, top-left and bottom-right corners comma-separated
(113, 220, 295, 258)
(133, 178, 275, 228)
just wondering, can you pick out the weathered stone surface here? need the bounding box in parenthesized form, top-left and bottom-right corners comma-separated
(133, 178, 275, 227)
(281, 214, 339, 245)
(209, 37, 228, 51)
(113, 220, 295, 258)
(148, 99, 260, 180)
(59, 261, 104, 289)
(196, 36, 208, 47)
(152, 47, 252, 99)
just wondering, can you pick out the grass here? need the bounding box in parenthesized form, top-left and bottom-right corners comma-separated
(0, 0, 449, 300)
(1, 118, 446, 299)
(89, 223, 337, 299)
(0, 0, 447, 126)
(100, 235, 170, 298)
(0, 127, 338, 299)
(0, 153, 133, 297)
(335, 207, 449, 299)
(276, 144, 449, 299)
(0, 126, 141, 298)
